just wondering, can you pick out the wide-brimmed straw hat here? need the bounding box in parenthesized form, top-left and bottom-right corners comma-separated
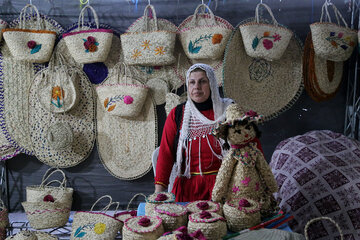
(223, 18, 303, 122)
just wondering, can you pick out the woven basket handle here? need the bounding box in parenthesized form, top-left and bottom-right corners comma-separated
(255, 3, 278, 26)
(191, 4, 216, 26)
(143, 4, 158, 31)
(40, 168, 67, 188)
(320, 2, 349, 28)
(117, 62, 134, 85)
(126, 193, 147, 211)
(304, 217, 343, 240)
(78, 4, 100, 30)
(19, 4, 41, 30)
(90, 195, 113, 211)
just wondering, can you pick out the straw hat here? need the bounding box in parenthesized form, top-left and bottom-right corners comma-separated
(303, 32, 343, 102)
(223, 18, 303, 121)
(28, 64, 96, 168)
(0, 14, 64, 155)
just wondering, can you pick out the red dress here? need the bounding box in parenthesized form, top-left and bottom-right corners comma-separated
(154, 107, 263, 202)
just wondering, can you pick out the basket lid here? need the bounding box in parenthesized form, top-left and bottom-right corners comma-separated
(225, 198, 261, 214)
(124, 216, 163, 233)
(189, 211, 225, 223)
(155, 203, 187, 217)
(146, 192, 175, 203)
(115, 210, 137, 222)
(186, 200, 220, 213)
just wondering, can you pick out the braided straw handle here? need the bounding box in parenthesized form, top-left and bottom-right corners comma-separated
(19, 4, 41, 30)
(78, 4, 100, 30)
(143, 4, 158, 31)
(320, 2, 348, 28)
(126, 193, 147, 211)
(90, 195, 113, 211)
(304, 217, 343, 240)
(191, 3, 217, 26)
(255, 3, 278, 26)
(40, 168, 67, 188)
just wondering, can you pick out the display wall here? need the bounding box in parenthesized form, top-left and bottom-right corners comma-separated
(0, 0, 353, 211)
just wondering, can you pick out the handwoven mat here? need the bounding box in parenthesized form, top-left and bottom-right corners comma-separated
(28, 64, 95, 168)
(126, 15, 188, 101)
(223, 18, 303, 121)
(178, 13, 234, 86)
(303, 32, 343, 102)
(0, 14, 63, 155)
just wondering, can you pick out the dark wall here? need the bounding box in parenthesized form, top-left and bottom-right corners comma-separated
(1, 0, 354, 211)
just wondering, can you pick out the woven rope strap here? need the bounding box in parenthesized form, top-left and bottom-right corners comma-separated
(304, 217, 343, 240)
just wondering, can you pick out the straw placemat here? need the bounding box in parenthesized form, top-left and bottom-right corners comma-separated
(0, 14, 63, 155)
(303, 32, 343, 102)
(178, 12, 234, 86)
(97, 62, 157, 180)
(28, 65, 95, 168)
(126, 15, 188, 96)
(223, 18, 303, 121)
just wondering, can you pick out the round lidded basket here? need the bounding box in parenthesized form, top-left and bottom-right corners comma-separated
(154, 203, 187, 232)
(122, 216, 164, 240)
(187, 211, 227, 240)
(223, 198, 261, 232)
(145, 192, 175, 216)
(186, 200, 222, 215)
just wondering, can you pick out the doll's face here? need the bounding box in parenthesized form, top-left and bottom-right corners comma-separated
(227, 122, 256, 145)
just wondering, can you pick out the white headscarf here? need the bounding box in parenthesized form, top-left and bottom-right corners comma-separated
(175, 63, 233, 178)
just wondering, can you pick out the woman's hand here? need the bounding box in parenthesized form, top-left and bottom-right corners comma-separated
(155, 184, 167, 193)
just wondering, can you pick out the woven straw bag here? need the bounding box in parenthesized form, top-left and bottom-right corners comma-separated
(223, 198, 261, 232)
(96, 63, 149, 118)
(123, 216, 164, 240)
(154, 203, 187, 232)
(187, 211, 227, 240)
(239, 3, 293, 61)
(5, 231, 58, 240)
(186, 200, 222, 215)
(121, 4, 176, 66)
(2, 4, 56, 63)
(165, 91, 187, 116)
(0, 19, 7, 42)
(310, 2, 357, 62)
(37, 54, 78, 114)
(145, 192, 175, 216)
(71, 195, 122, 240)
(304, 217, 343, 240)
(26, 168, 73, 206)
(179, 4, 232, 60)
(63, 5, 113, 64)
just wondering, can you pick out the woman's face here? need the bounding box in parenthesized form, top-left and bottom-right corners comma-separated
(188, 71, 211, 103)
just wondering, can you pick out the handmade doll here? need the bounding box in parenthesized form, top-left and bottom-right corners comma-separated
(211, 104, 278, 217)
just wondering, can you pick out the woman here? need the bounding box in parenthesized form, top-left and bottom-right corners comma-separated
(154, 63, 234, 202)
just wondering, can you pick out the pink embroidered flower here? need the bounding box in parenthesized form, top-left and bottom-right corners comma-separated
(27, 40, 36, 49)
(263, 39, 273, 50)
(155, 193, 168, 201)
(196, 201, 209, 210)
(232, 185, 240, 193)
(273, 33, 281, 42)
(239, 198, 251, 207)
(246, 110, 258, 117)
(43, 194, 55, 202)
(130, 210, 137, 216)
(84, 40, 91, 50)
(241, 177, 251, 186)
(190, 230, 206, 240)
(199, 211, 212, 219)
(123, 95, 134, 105)
(138, 217, 151, 227)
(87, 36, 96, 44)
(338, 32, 344, 38)
(255, 182, 260, 191)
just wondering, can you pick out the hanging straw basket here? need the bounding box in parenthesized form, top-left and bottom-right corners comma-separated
(187, 211, 227, 240)
(26, 168, 73, 206)
(145, 192, 175, 217)
(186, 200, 222, 215)
(70, 195, 122, 240)
(2, 4, 56, 63)
(223, 198, 261, 232)
(62, 5, 113, 64)
(310, 2, 357, 62)
(239, 3, 293, 61)
(96, 63, 149, 118)
(179, 4, 232, 60)
(121, 5, 176, 66)
(122, 216, 164, 240)
(154, 203, 187, 232)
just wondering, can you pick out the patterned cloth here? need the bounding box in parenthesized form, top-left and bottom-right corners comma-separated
(270, 130, 360, 240)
